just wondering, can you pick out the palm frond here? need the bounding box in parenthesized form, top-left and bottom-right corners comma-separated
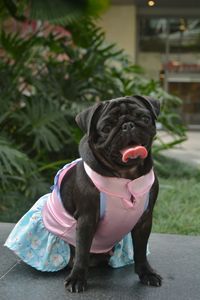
(12, 96, 70, 152)
(0, 136, 33, 176)
(29, 0, 109, 24)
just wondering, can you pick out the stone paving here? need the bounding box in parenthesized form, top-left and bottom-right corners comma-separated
(158, 131, 200, 167)
(1, 223, 200, 300)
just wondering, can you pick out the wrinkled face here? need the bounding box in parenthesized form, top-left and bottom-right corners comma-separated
(92, 99, 157, 168)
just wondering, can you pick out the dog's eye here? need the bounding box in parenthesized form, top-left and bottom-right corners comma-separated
(101, 125, 112, 134)
(141, 116, 151, 124)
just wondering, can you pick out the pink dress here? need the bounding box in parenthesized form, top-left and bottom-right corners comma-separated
(43, 160, 154, 253)
(5, 159, 154, 271)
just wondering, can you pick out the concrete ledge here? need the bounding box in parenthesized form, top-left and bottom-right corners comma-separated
(0, 223, 200, 300)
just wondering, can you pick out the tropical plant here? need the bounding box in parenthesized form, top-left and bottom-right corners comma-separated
(0, 0, 109, 25)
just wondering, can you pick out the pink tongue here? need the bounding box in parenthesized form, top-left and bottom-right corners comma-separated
(121, 146, 148, 163)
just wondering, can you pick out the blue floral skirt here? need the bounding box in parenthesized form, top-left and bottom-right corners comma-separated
(4, 194, 149, 272)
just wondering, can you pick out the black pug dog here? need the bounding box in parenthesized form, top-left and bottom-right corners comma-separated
(62, 95, 162, 292)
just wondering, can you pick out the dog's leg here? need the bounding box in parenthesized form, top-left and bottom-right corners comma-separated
(131, 177, 162, 287)
(131, 213, 162, 287)
(64, 214, 97, 293)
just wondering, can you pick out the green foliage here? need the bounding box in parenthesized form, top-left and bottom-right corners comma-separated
(155, 154, 200, 180)
(1, 0, 110, 25)
(153, 177, 200, 235)
(0, 137, 32, 177)
(153, 155, 200, 235)
(30, 0, 109, 24)
(0, 17, 186, 221)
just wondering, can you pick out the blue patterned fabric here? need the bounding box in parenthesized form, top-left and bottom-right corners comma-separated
(4, 194, 71, 272)
(109, 231, 150, 268)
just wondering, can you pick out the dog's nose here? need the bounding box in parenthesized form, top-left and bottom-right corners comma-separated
(122, 121, 135, 132)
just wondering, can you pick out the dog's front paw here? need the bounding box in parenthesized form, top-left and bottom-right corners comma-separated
(139, 271, 162, 287)
(135, 261, 162, 287)
(64, 273, 87, 293)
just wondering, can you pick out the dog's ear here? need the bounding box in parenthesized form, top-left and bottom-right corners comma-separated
(134, 95, 160, 119)
(75, 102, 103, 134)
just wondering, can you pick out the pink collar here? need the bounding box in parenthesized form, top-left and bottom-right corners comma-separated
(84, 162, 155, 200)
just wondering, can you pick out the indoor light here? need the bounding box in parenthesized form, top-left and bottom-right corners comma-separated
(148, 0, 156, 7)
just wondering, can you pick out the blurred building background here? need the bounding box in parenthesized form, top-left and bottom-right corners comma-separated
(98, 0, 200, 128)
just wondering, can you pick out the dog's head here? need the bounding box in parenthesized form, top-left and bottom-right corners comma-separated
(76, 96, 160, 174)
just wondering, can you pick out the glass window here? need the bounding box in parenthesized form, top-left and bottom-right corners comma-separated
(139, 18, 200, 52)
(169, 82, 200, 124)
